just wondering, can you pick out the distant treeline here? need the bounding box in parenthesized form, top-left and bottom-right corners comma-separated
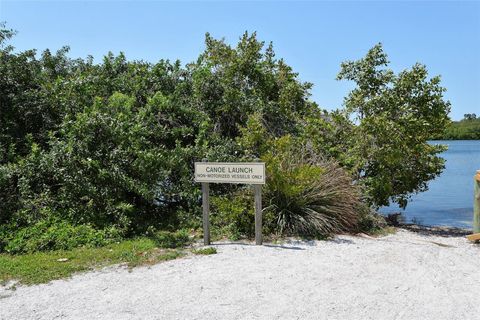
(437, 114, 480, 140)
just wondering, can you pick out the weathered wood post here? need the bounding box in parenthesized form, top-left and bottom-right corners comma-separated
(202, 158, 210, 245)
(474, 170, 480, 233)
(254, 158, 263, 245)
(254, 184, 262, 245)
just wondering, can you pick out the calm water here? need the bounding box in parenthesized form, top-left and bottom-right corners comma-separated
(381, 140, 480, 229)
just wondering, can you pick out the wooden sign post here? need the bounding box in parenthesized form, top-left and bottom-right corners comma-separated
(254, 184, 262, 245)
(195, 160, 266, 245)
(201, 177, 210, 245)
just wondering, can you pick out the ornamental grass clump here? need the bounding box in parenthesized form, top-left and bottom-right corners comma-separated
(263, 137, 362, 237)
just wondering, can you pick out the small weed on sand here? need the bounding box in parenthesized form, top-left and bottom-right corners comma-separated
(368, 226, 397, 237)
(193, 247, 217, 255)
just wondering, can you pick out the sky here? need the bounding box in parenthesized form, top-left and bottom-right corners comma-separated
(1, 0, 479, 120)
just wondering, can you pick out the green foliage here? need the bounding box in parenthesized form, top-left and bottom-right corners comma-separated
(0, 25, 451, 251)
(337, 43, 451, 208)
(0, 218, 121, 254)
(150, 229, 192, 248)
(1, 28, 320, 250)
(43, 91, 202, 231)
(191, 32, 316, 139)
(192, 247, 217, 255)
(210, 191, 255, 240)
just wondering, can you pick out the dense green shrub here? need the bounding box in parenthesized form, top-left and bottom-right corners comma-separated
(150, 229, 192, 248)
(0, 218, 121, 254)
(210, 191, 255, 240)
(0, 29, 317, 247)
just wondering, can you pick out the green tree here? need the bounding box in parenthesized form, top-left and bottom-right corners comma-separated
(337, 43, 451, 208)
(0, 26, 72, 164)
(189, 32, 316, 141)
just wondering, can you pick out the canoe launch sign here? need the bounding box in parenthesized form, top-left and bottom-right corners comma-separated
(194, 162, 265, 185)
(195, 161, 266, 245)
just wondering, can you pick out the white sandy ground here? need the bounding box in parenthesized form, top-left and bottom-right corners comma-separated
(1, 229, 480, 320)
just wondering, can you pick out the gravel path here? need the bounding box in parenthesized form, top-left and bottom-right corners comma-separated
(1, 229, 480, 320)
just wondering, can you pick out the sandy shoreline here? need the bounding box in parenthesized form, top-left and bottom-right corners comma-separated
(1, 229, 480, 320)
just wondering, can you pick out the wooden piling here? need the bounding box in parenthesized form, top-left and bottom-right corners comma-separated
(474, 170, 480, 233)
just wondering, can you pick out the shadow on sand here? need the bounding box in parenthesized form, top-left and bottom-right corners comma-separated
(212, 242, 307, 250)
(398, 223, 471, 238)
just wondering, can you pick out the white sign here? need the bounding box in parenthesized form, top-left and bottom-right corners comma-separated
(194, 162, 266, 184)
